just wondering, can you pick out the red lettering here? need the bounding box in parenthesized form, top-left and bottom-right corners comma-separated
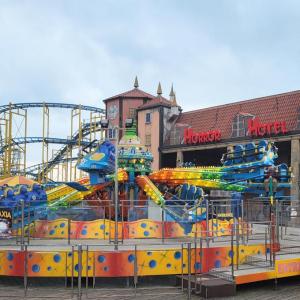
(266, 123, 272, 135)
(199, 133, 204, 143)
(184, 128, 192, 144)
(248, 119, 258, 136)
(281, 121, 287, 134)
(248, 118, 288, 137)
(183, 128, 221, 144)
(215, 130, 221, 141)
(208, 130, 215, 142)
(258, 124, 266, 136)
(274, 121, 280, 134)
(192, 132, 198, 144)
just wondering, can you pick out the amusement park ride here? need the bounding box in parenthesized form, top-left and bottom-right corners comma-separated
(0, 113, 292, 232)
(0, 102, 296, 295)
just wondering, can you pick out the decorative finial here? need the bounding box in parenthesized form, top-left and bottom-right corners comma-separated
(134, 76, 139, 88)
(169, 84, 175, 100)
(157, 82, 162, 96)
(172, 92, 178, 106)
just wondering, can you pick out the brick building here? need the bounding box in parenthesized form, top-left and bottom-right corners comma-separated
(103, 78, 300, 199)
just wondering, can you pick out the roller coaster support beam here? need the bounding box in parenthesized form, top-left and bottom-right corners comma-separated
(1, 103, 27, 177)
(41, 103, 49, 183)
(0, 102, 105, 114)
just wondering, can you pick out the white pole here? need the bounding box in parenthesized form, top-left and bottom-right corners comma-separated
(114, 127, 119, 250)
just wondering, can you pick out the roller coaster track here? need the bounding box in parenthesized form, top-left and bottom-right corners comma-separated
(11, 157, 79, 177)
(0, 137, 92, 154)
(0, 102, 106, 178)
(35, 120, 103, 179)
(0, 102, 105, 114)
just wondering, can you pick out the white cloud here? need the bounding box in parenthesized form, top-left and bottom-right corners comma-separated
(1, 0, 300, 165)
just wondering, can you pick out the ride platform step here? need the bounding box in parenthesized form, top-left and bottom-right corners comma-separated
(176, 274, 236, 298)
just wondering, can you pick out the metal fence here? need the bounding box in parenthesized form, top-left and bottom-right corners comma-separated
(1, 197, 300, 298)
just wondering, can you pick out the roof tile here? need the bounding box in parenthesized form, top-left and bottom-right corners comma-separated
(177, 90, 300, 139)
(103, 88, 155, 102)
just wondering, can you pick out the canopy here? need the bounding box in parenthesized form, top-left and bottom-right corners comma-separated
(0, 176, 37, 187)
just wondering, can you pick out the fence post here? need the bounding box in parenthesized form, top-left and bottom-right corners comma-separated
(200, 238, 203, 274)
(68, 218, 71, 245)
(187, 242, 192, 300)
(24, 244, 28, 297)
(194, 242, 197, 288)
(162, 209, 165, 244)
(269, 224, 272, 267)
(280, 202, 283, 240)
(194, 208, 198, 244)
(93, 252, 96, 288)
(211, 202, 215, 242)
(265, 227, 268, 262)
(134, 245, 138, 297)
(21, 200, 25, 250)
(78, 244, 82, 300)
(86, 245, 89, 292)
(231, 224, 234, 278)
(236, 219, 239, 270)
(63, 251, 67, 288)
(276, 199, 279, 247)
(71, 245, 74, 291)
(206, 199, 209, 247)
(181, 243, 184, 292)
(241, 199, 245, 244)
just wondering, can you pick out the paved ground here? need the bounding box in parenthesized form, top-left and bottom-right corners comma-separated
(1, 277, 300, 300)
(1, 225, 300, 299)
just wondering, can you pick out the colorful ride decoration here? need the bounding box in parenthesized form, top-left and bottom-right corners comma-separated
(78, 126, 291, 234)
(0, 124, 292, 236)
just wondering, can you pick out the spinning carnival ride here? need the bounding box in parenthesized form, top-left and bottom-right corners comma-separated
(0, 124, 292, 235)
(77, 128, 291, 233)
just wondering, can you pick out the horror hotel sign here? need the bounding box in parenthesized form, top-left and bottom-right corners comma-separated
(184, 128, 222, 144)
(248, 118, 287, 137)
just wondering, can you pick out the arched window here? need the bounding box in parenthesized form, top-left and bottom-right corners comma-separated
(232, 113, 254, 137)
(108, 126, 116, 139)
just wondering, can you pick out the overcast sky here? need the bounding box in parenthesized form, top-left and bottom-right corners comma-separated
(1, 0, 300, 166)
(1, 0, 300, 111)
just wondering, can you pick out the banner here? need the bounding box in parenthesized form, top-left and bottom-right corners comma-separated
(0, 208, 12, 237)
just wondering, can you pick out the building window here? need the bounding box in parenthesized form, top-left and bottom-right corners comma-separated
(145, 134, 151, 146)
(145, 112, 152, 124)
(107, 104, 118, 120)
(129, 108, 136, 119)
(108, 128, 116, 139)
(232, 113, 254, 137)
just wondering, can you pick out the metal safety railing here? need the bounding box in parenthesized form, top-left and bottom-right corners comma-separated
(0, 218, 279, 300)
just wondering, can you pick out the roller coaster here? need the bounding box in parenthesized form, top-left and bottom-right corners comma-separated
(0, 102, 106, 181)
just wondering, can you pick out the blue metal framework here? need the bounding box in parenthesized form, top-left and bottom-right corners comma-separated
(11, 157, 79, 177)
(0, 137, 93, 154)
(0, 102, 105, 179)
(0, 102, 105, 114)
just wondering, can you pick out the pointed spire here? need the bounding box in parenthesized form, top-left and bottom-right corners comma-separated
(169, 84, 177, 106)
(134, 76, 139, 88)
(172, 92, 178, 106)
(169, 84, 175, 100)
(157, 82, 162, 96)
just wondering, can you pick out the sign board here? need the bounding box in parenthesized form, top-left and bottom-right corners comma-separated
(248, 118, 287, 137)
(0, 208, 12, 237)
(183, 128, 221, 144)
